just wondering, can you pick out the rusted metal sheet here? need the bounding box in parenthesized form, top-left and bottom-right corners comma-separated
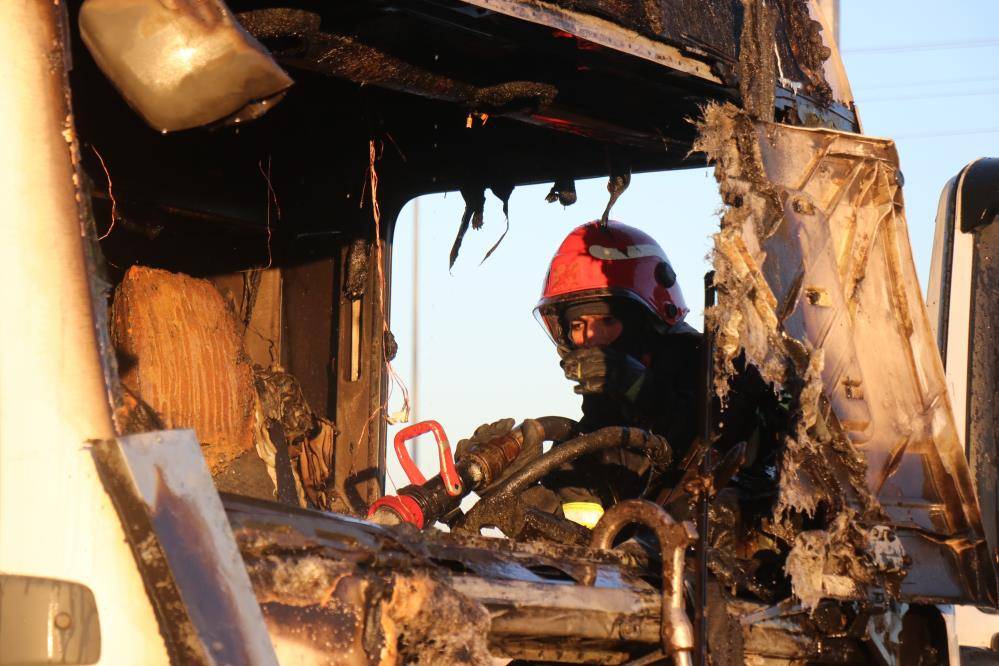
(92, 430, 279, 665)
(696, 102, 998, 606)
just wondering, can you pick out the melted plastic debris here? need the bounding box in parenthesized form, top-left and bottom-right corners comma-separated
(784, 511, 863, 609)
(775, 347, 827, 520)
(695, 102, 909, 609)
(784, 514, 908, 610)
(238, 530, 493, 665)
(693, 103, 788, 399)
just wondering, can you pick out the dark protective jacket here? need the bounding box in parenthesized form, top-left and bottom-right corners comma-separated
(544, 323, 774, 508)
(542, 323, 702, 506)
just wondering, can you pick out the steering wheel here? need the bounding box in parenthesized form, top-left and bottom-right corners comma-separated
(453, 425, 671, 543)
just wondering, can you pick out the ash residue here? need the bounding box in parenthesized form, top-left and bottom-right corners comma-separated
(785, 512, 907, 609)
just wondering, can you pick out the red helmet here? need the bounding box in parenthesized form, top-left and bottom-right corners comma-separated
(535, 220, 688, 345)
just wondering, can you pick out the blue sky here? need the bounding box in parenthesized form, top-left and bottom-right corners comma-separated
(384, 1, 999, 484)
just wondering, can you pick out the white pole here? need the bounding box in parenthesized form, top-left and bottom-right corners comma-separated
(411, 199, 420, 464)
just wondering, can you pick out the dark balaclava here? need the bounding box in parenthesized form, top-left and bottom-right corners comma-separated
(561, 297, 658, 359)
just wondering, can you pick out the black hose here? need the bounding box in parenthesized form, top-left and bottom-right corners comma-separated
(531, 416, 578, 445)
(483, 426, 667, 501)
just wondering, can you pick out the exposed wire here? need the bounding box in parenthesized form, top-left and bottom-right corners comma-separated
(257, 157, 280, 270)
(844, 37, 999, 55)
(90, 145, 117, 241)
(368, 139, 412, 426)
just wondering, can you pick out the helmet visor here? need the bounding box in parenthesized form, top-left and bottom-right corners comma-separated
(533, 290, 654, 349)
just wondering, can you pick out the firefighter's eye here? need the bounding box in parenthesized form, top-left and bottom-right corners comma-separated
(570, 320, 585, 331)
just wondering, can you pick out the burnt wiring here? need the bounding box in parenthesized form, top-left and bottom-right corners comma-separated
(90, 145, 118, 241)
(366, 139, 411, 426)
(257, 156, 280, 270)
(600, 165, 631, 226)
(479, 180, 515, 265)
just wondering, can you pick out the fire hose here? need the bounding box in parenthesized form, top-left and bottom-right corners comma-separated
(367, 416, 576, 529)
(369, 423, 694, 662)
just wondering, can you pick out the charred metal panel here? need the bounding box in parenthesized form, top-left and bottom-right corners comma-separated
(332, 204, 406, 513)
(457, 0, 855, 128)
(697, 103, 997, 606)
(92, 431, 279, 665)
(224, 494, 681, 663)
(283, 260, 337, 423)
(707, 591, 871, 664)
(457, 0, 722, 81)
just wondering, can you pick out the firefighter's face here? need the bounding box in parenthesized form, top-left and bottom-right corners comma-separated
(569, 314, 624, 348)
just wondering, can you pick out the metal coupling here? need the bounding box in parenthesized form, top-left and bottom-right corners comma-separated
(461, 429, 526, 489)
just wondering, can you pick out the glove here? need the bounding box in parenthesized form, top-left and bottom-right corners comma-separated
(455, 418, 515, 460)
(559, 347, 650, 403)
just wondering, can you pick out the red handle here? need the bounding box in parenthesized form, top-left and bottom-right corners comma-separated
(393, 420, 462, 496)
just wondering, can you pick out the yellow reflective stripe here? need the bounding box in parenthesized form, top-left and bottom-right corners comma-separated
(562, 501, 604, 529)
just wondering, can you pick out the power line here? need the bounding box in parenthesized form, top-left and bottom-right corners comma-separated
(844, 37, 999, 54)
(859, 88, 999, 103)
(892, 127, 999, 140)
(854, 74, 999, 92)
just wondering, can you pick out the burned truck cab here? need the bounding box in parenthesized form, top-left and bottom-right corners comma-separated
(1, 1, 996, 665)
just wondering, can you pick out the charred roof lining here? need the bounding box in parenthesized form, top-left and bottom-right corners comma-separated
(71, 1, 734, 272)
(235, 2, 733, 149)
(71, 0, 849, 266)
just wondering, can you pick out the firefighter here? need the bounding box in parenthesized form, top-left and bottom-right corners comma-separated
(460, 220, 777, 559)
(535, 220, 699, 444)
(458, 221, 702, 522)
(529, 220, 702, 519)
